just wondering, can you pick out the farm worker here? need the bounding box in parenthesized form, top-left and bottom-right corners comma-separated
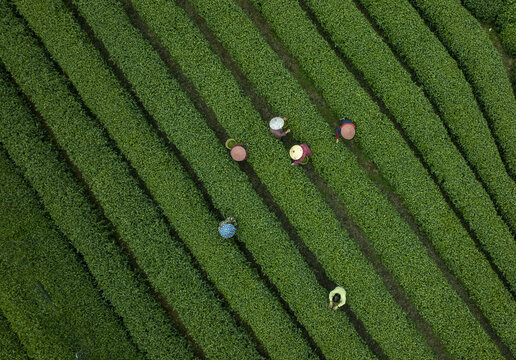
(328, 286, 346, 311)
(335, 118, 355, 142)
(269, 116, 291, 142)
(290, 144, 311, 165)
(218, 217, 237, 238)
(229, 142, 248, 162)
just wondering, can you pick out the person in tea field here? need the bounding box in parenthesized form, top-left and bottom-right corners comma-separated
(269, 116, 291, 142)
(335, 118, 355, 142)
(218, 216, 237, 239)
(290, 144, 311, 165)
(328, 286, 346, 310)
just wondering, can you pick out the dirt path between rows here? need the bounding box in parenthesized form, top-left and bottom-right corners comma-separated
(5, 22, 209, 357)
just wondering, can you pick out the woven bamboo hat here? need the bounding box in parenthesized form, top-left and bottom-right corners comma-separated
(289, 145, 303, 160)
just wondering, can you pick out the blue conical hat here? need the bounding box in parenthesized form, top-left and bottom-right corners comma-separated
(219, 224, 236, 238)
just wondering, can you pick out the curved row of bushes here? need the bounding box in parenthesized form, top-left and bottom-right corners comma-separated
(0, 68, 196, 360)
(249, 0, 516, 354)
(358, 0, 516, 237)
(408, 0, 516, 180)
(135, 0, 507, 357)
(181, 0, 515, 356)
(462, 0, 504, 24)
(15, 0, 322, 358)
(0, 4, 261, 359)
(496, 0, 516, 57)
(69, 0, 377, 358)
(304, 0, 516, 282)
(129, 0, 437, 358)
(0, 308, 29, 360)
(0, 150, 144, 360)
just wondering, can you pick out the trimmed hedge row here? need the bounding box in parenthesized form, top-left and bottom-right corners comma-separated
(462, 0, 504, 23)
(128, 0, 439, 358)
(16, 0, 318, 358)
(408, 0, 516, 180)
(249, 0, 516, 354)
(0, 150, 144, 360)
(496, 0, 516, 57)
(176, 0, 511, 357)
(135, 0, 506, 357)
(0, 68, 196, 360)
(305, 0, 516, 283)
(0, 4, 261, 359)
(357, 0, 516, 248)
(69, 0, 376, 358)
(0, 310, 29, 360)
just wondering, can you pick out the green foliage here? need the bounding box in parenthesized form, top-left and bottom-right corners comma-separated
(252, 0, 516, 354)
(351, 0, 516, 268)
(183, 0, 515, 356)
(0, 150, 144, 360)
(409, 0, 516, 180)
(129, 0, 437, 358)
(0, 3, 261, 359)
(462, 0, 504, 23)
(0, 67, 197, 360)
(0, 311, 29, 360)
(497, 0, 516, 56)
(136, 0, 511, 358)
(69, 0, 380, 359)
(16, 0, 320, 358)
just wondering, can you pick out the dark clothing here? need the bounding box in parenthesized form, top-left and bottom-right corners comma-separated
(270, 127, 288, 140)
(335, 118, 355, 140)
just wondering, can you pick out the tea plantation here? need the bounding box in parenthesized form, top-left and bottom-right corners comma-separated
(0, 0, 515, 359)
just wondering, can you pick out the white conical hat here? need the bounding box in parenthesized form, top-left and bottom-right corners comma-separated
(269, 117, 285, 130)
(289, 145, 303, 160)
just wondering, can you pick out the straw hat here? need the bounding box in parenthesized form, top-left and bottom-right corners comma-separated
(340, 124, 356, 140)
(289, 145, 303, 160)
(269, 117, 285, 130)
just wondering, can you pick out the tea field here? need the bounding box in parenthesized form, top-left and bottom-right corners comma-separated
(0, 0, 515, 359)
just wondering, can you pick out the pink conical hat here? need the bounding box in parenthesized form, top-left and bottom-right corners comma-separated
(340, 124, 355, 140)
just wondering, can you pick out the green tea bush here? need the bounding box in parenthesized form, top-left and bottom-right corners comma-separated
(135, 0, 509, 357)
(409, 0, 516, 180)
(250, 0, 516, 354)
(15, 0, 321, 357)
(0, 150, 144, 360)
(71, 0, 385, 358)
(0, 311, 29, 360)
(0, 3, 260, 358)
(129, 0, 438, 358)
(462, 0, 504, 23)
(0, 68, 196, 360)
(497, 0, 516, 57)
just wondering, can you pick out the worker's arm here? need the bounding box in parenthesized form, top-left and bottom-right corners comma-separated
(291, 156, 304, 166)
(335, 128, 340, 142)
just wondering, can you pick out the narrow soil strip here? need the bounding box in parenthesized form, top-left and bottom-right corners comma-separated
(406, 0, 516, 183)
(295, 3, 515, 358)
(351, 0, 515, 239)
(133, 0, 388, 356)
(298, 0, 516, 302)
(5, 49, 208, 359)
(233, 0, 456, 358)
(116, 2, 324, 358)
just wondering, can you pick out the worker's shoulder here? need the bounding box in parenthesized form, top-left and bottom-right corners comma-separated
(335, 286, 346, 293)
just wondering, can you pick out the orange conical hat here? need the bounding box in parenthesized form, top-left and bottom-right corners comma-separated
(340, 124, 355, 140)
